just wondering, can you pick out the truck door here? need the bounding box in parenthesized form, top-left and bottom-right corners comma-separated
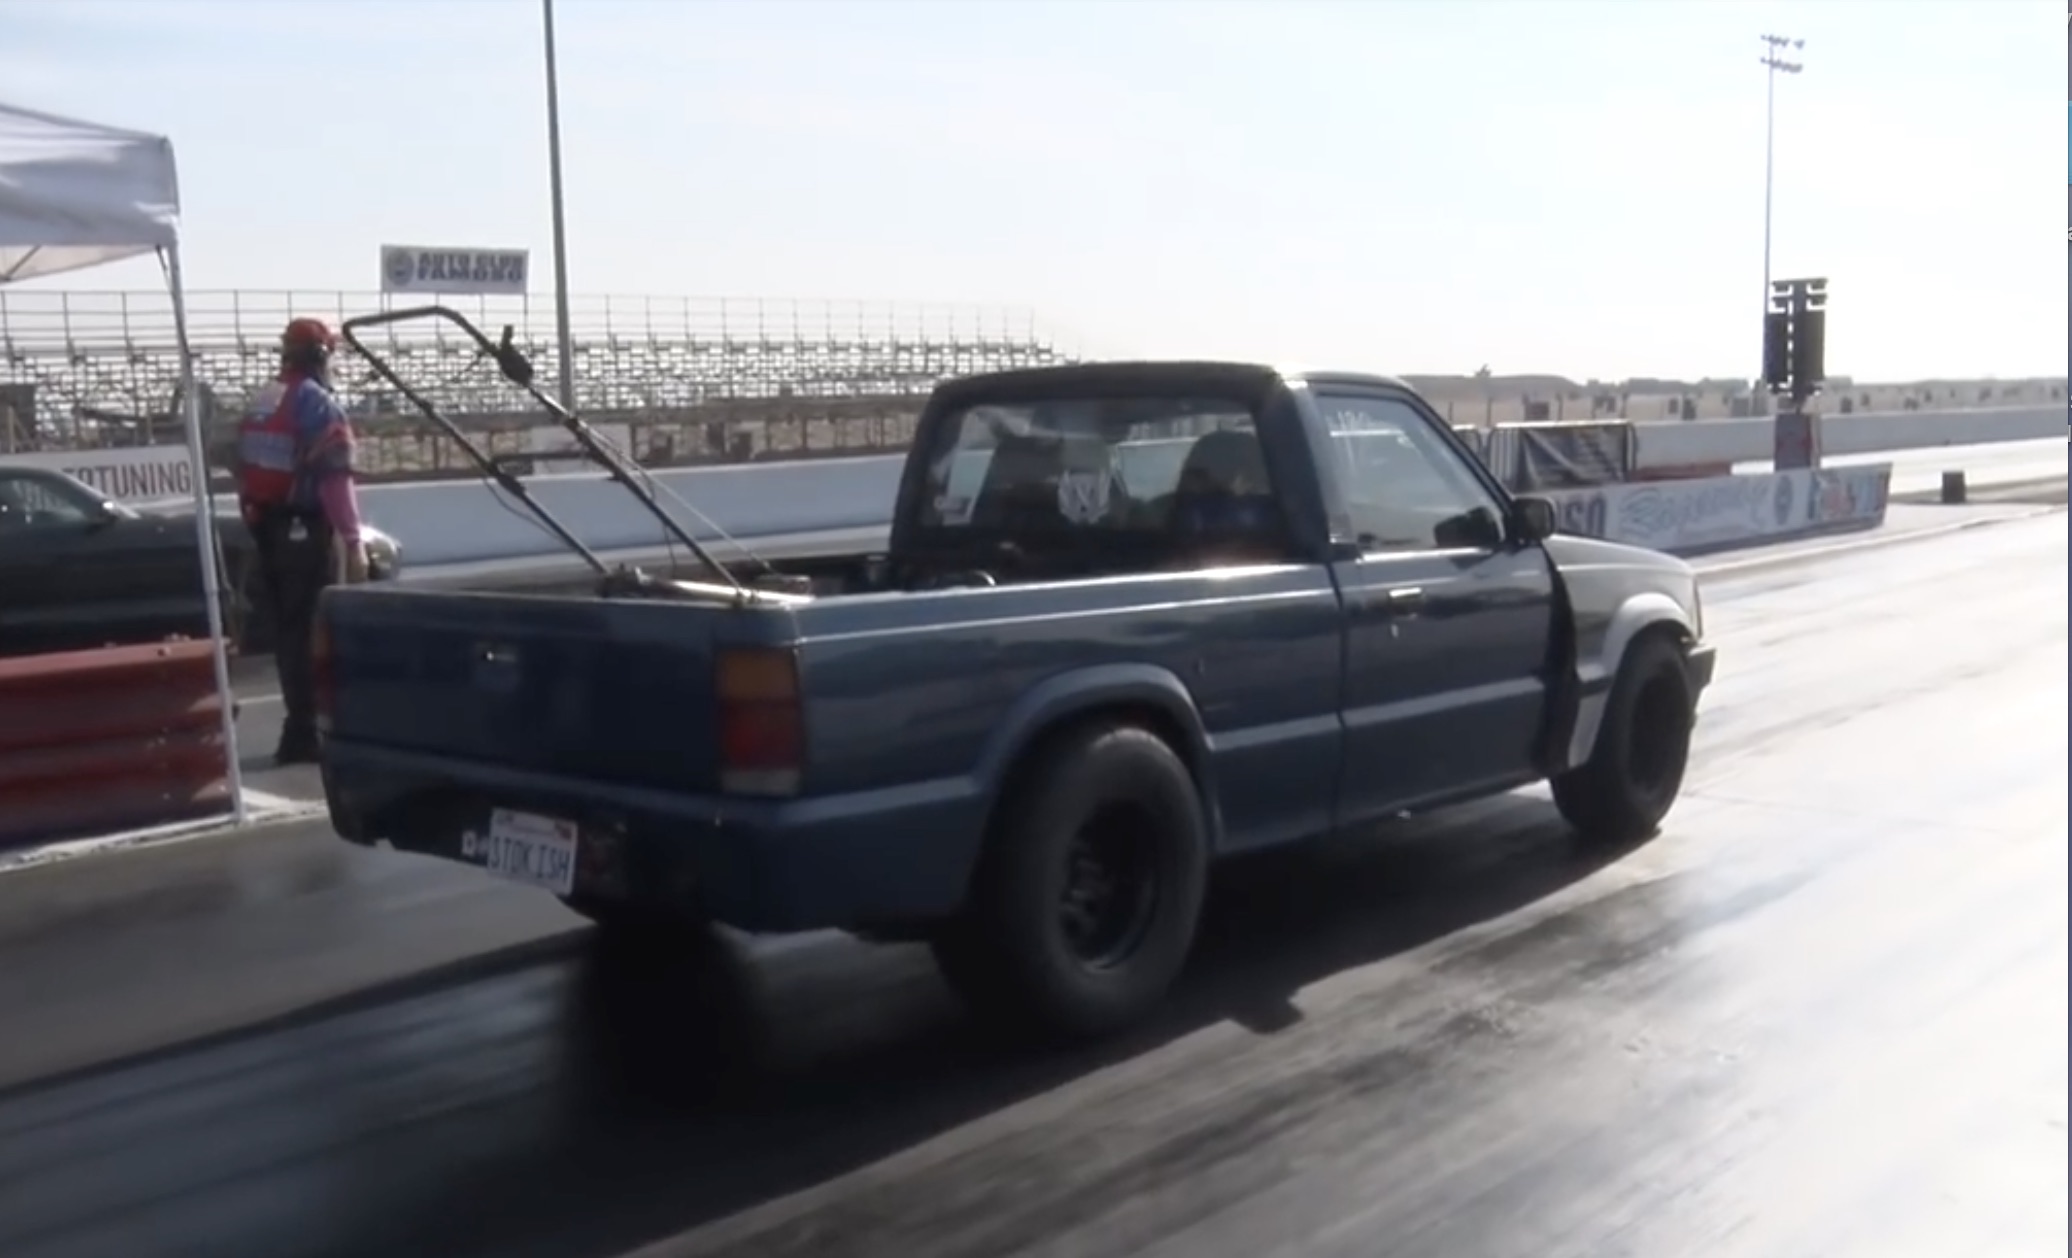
(1309, 388, 1559, 824)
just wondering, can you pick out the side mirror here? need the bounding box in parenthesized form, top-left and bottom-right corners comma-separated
(1433, 505, 1507, 551)
(84, 502, 122, 531)
(1511, 496, 1558, 544)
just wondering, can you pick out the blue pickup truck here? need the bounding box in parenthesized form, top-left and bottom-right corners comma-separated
(316, 362, 1715, 1037)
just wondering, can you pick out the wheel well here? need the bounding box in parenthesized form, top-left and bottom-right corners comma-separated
(1558, 617, 1694, 774)
(1627, 619, 1694, 664)
(996, 701, 1204, 810)
(970, 701, 1211, 886)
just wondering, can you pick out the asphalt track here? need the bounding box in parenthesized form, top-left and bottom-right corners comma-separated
(0, 506, 2064, 1258)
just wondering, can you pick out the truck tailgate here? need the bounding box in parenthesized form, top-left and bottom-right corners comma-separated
(320, 587, 770, 794)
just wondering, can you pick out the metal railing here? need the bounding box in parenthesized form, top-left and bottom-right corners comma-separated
(0, 289, 1072, 356)
(0, 290, 1082, 454)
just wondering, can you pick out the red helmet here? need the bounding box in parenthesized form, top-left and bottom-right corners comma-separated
(281, 317, 337, 354)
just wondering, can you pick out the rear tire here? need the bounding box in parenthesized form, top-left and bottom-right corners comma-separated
(931, 722, 1209, 1040)
(1552, 633, 1696, 844)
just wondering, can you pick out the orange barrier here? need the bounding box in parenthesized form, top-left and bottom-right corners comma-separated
(0, 641, 232, 849)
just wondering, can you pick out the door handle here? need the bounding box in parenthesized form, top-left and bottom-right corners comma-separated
(1384, 586, 1425, 610)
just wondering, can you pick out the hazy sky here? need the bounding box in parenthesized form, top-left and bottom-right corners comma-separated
(1, 0, 2060, 381)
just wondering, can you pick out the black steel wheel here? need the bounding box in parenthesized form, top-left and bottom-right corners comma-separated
(931, 721, 1209, 1040)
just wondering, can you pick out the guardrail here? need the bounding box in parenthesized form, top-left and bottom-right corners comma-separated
(0, 641, 232, 849)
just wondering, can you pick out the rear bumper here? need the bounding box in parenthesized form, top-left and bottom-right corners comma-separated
(322, 740, 987, 934)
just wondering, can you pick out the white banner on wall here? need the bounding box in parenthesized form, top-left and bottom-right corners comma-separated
(0, 444, 202, 503)
(380, 244, 530, 296)
(1543, 464, 1893, 553)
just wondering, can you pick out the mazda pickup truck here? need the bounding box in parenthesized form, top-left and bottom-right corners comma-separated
(316, 361, 1716, 1038)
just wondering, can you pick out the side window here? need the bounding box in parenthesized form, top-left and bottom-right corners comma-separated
(1313, 394, 1506, 552)
(0, 473, 97, 532)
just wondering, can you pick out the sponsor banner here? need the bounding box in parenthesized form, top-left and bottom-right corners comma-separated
(1502, 421, 1637, 491)
(1543, 464, 1891, 553)
(0, 444, 204, 504)
(380, 244, 530, 296)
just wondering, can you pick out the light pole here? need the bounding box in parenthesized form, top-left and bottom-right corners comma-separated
(1759, 34, 1803, 401)
(542, 0, 577, 413)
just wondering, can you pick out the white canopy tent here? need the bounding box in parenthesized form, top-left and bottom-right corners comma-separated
(0, 100, 246, 823)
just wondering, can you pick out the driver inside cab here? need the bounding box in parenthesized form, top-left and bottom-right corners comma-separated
(1166, 428, 1283, 564)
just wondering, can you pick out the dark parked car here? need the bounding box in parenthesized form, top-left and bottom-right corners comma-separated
(319, 362, 1715, 1039)
(0, 464, 400, 659)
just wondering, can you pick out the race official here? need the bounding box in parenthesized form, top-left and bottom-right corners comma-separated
(235, 317, 368, 765)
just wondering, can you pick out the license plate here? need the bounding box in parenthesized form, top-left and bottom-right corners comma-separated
(470, 808, 579, 895)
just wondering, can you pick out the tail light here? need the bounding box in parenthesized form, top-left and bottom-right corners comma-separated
(311, 612, 335, 732)
(716, 647, 803, 796)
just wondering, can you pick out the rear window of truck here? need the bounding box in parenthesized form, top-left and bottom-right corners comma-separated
(917, 396, 1268, 533)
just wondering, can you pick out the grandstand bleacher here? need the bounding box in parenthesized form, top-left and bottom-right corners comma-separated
(0, 289, 1080, 474)
(4, 289, 2060, 479)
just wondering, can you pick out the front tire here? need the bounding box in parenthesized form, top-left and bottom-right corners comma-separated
(1552, 633, 1696, 844)
(932, 722, 1209, 1040)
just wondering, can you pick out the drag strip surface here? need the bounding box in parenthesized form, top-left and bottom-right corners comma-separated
(0, 513, 2063, 1258)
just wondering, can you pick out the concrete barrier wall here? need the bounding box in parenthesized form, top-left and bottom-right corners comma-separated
(35, 404, 2050, 572)
(340, 456, 909, 567)
(1541, 464, 1893, 555)
(1631, 405, 2062, 468)
(354, 404, 2066, 567)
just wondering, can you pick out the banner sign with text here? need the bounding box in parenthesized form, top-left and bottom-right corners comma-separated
(1543, 464, 1892, 554)
(0, 444, 203, 504)
(380, 244, 530, 296)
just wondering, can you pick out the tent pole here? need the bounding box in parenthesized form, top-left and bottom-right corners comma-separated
(164, 244, 249, 825)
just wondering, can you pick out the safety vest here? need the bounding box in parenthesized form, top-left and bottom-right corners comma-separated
(236, 377, 307, 520)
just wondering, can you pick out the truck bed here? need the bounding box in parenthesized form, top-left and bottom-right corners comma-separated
(316, 565, 1348, 931)
(319, 586, 795, 795)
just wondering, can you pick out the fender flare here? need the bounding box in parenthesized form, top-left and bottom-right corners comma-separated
(1562, 592, 1694, 770)
(970, 662, 1220, 841)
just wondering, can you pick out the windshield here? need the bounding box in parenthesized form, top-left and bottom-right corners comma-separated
(916, 396, 1271, 536)
(0, 469, 129, 529)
